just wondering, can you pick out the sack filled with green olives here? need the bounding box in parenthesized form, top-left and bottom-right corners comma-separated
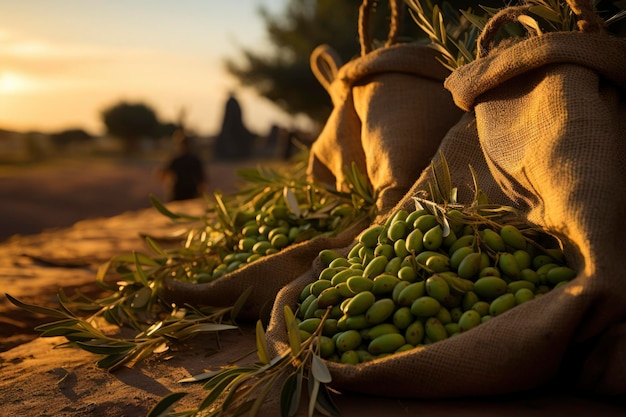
(294, 206, 574, 359)
(444, 0, 626, 395)
(266, 0, 626, 398)
(266, 192, 584, 397)
(154, 157, 377, 321)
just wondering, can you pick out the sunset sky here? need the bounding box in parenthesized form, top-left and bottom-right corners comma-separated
(0, 0, 309, 138)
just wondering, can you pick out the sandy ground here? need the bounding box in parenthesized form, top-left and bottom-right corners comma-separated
(0, 156, 256, 242)
(0, 157, 625, 416)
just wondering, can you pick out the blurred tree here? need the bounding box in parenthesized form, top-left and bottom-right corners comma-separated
(225, 0, 424, 128)
(101, 101, 161, 154)
(225, 0, 503, 128)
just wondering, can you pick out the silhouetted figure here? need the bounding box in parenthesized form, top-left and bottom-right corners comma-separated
(214, 93, 256, 160)
(160, 130, 208, 201)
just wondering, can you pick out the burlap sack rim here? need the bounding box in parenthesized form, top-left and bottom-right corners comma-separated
(328, 42, 451, 103)
(159, 216, 371, 320)
(445, 31, 626, 112)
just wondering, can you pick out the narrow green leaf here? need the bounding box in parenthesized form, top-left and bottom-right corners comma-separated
(255, 320, 271, 365)
(529, 4, 561, 23)
(290, 367, 304, 417)
(64, 331, 101, 342)
(174, 323, 238, 340)
(213, 191, 234, 231)
(39, 326, 84, 338)
(308, 378, 320, 417)
(130, 286, 152, 309)
(149, 194, 200, 221)
(284, 306, 301, 356)
(248, 377, 275, 417)
(283, 187, 301, 218)
(5, 293, 72, 319)
(75, 340, 136, 355)
(145, 236, 167, 256)
(96, 353, 132, 370)
(95, 259, 118, 290)
(460, 9, 488, 32)
(146, 392, 188, 417)
(178, 369, 223, 384)
(311, 355, 332, 384)
(315, 384, 341, 417)
(133, 252, 150, 287)
(198, 371, 243, 411)
(231, 286, 253, 322)
(218, 374, 255, 411)
(518, 14, 543, 35)
(201, 367, 255, 391)
(150, 193, 182, 219)
(34, 318, 80, 332)
(280, 368, 303, 417)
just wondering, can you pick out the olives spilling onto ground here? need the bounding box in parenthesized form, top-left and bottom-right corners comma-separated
(296, 207, 575, 364)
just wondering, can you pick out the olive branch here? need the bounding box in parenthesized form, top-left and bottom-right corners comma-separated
(5, 289, 250, 372)
(147, 306, 339, 417)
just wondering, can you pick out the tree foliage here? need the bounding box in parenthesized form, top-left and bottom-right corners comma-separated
(224, 0, 507, 128)
(101, 101, 164, 153)
(225, 0, 425, 127)
(102, 101, 160, 139)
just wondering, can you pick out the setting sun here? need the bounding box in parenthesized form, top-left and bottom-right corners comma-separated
(0, 71, 32, 94)
(0, 1, 293, 136)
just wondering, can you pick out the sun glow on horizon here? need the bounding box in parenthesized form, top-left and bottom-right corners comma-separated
(0, 1, 306, 137)
(0, 71, 35, 94)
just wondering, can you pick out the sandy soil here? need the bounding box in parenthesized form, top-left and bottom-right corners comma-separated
(0, 156, 256, 242)
(0, 157, 625, 417)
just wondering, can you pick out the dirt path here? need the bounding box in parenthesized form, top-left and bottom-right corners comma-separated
(0, 156, 261, 242)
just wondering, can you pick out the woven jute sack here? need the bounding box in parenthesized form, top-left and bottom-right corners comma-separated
(266, 116, 519, 400)
(159, 0, 461, 322)
(266, 0, 626, 399)
(159, 217, 369, 321)
(307, 0, 463, 219)
(443, 0, 626, 395)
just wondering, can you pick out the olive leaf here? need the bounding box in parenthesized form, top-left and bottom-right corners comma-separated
(280, 370, 301, 417)
(255, 320, 271, 365)
(150, 307, 337, 417)
(145, 392, 188, 417)
(406, 0, 487, 70)
(149, 193, 202, 221)
(283, 187, 302, 218)
(284, 305, 302, 357)
(311, 354, 331, 384)
(5, 293, 73, 319)
(9, 147, 373, 414)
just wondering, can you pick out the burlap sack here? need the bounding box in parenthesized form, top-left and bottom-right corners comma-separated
(307, 0, 463, 218)
(267, 0, 626, 399)
(159, 217, 370, 321)
(159, 0, 462, 322)
(444, 0, 626, 394)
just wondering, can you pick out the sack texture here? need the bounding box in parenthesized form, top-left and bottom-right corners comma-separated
(268, 0, 626, 398)
(307, 0, 463, 218)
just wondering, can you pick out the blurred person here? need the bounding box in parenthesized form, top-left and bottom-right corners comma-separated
(159, 130, 208, 201)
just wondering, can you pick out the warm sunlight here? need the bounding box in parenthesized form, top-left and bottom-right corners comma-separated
(0, 71, 33, 94)
(0, 2, 292, 136)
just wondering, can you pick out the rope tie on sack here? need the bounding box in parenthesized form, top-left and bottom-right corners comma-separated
(358, 0, 403, 56)
(477, 0, 606, 59)
(477, 5, 532, 59)
(567, 0, 605, 32)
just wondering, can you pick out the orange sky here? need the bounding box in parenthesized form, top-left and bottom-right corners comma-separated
(0, 0, 312, 137)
